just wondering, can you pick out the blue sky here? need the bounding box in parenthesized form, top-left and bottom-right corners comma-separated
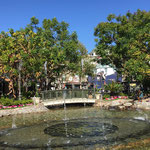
(0, 0, 150, 52)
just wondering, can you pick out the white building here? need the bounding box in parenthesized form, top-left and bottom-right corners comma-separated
(89, 50, 116, 77)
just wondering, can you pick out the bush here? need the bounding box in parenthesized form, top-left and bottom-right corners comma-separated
(103, 94, 110, 99)
(104, 81, 123, 96)
(119, 93, 128, 96)
(0, 97, 13, 105)
(0, 97, 33, 106)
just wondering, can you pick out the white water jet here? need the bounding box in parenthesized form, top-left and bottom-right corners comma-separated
(12, 115, 17, 129)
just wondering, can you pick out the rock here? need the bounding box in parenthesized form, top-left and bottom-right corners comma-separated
(110, 102, 121, 107)
(118, 106, 125, 110)
(124, 103, 132, 107)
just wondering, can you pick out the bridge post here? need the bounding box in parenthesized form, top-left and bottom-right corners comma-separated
(56, 91, 58, 100)
(71, 89, 74, 99)
(69, 90, 72, 99)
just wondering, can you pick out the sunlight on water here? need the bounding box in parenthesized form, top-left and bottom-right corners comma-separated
(1, 107, 150, 149)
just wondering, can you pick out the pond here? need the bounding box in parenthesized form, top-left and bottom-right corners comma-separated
(1, 106, 150, 149)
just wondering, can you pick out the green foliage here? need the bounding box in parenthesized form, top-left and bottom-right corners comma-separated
(83, 60, 96, 77)
(119, 93, 128, 96)
(73, 41, 96, 87)
(35, 91, 39, 97)
(104, 81, 123, 96)
(77, 41, 88, 56)
(79, 42, 95, 75)
(13, 99, 33, 105)
(0, 97, 14, 106)
(0, 97, 33, 106)
(0, 17, 81, 98)
(94, 9, 150, 85)
(30, 16, 39, 26)
(103, 94, 110, 99)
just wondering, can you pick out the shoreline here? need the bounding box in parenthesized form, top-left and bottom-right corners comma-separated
(0, 103, 48, 118)
(94, 98, 150, 110)
(0, 98, 150, 118)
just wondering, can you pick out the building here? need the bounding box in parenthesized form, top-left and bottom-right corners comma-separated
(88, 50, 122, 88)
(62, 74, 88, 89)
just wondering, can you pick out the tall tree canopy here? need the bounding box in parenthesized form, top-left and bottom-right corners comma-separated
(0, 17, 81, 98)
(94, 9, 150, 87)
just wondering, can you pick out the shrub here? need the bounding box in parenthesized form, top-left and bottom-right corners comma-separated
(0, 97, 33, 106)
(119, 93, 128, 96)
(0, 97, 14, 106)
(104, 81, 123, 96)
(103, 94, 110, 99)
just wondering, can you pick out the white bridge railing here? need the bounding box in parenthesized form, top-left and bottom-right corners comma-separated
(43, 98, 96, 106)
(40, 89, 96, 101)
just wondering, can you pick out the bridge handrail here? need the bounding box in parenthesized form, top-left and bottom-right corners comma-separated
(40, 89, 95, 101)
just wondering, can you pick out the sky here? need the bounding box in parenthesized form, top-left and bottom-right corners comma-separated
(0, 0, 150, 52)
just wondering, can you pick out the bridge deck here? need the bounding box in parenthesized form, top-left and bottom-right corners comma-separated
(42, 98, 96, 106)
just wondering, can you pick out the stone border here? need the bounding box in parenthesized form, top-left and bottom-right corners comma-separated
(0, 103, 48, 118)
(95, 98, 150, 110)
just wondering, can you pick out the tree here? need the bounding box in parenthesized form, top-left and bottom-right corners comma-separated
(104, 81, 123, 96)
(0, 17, 81, 98)
(75, 42, 96, 89)
(94, 9, 150, 88)
(39, 18, 80, 90)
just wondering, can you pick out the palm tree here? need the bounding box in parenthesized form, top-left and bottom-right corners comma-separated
(104, 81, 123, 96)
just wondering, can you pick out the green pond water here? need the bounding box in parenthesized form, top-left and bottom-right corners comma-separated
(1, 106, 150, 150)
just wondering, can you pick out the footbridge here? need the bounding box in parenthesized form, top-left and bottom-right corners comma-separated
(40, 89, 96, 107)
(43, 98, 96, 106)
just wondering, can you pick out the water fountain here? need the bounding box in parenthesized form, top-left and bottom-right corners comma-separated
(1, 107, 150, 149)
(11, 115, 17, 129)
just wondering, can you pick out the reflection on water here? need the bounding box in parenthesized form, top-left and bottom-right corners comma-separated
(44, 119, 118, 138)
(1, 107, 150, 149)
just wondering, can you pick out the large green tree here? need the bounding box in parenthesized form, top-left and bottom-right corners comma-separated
(0, 17, 81, 98)
(94, 9, 150, 87)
